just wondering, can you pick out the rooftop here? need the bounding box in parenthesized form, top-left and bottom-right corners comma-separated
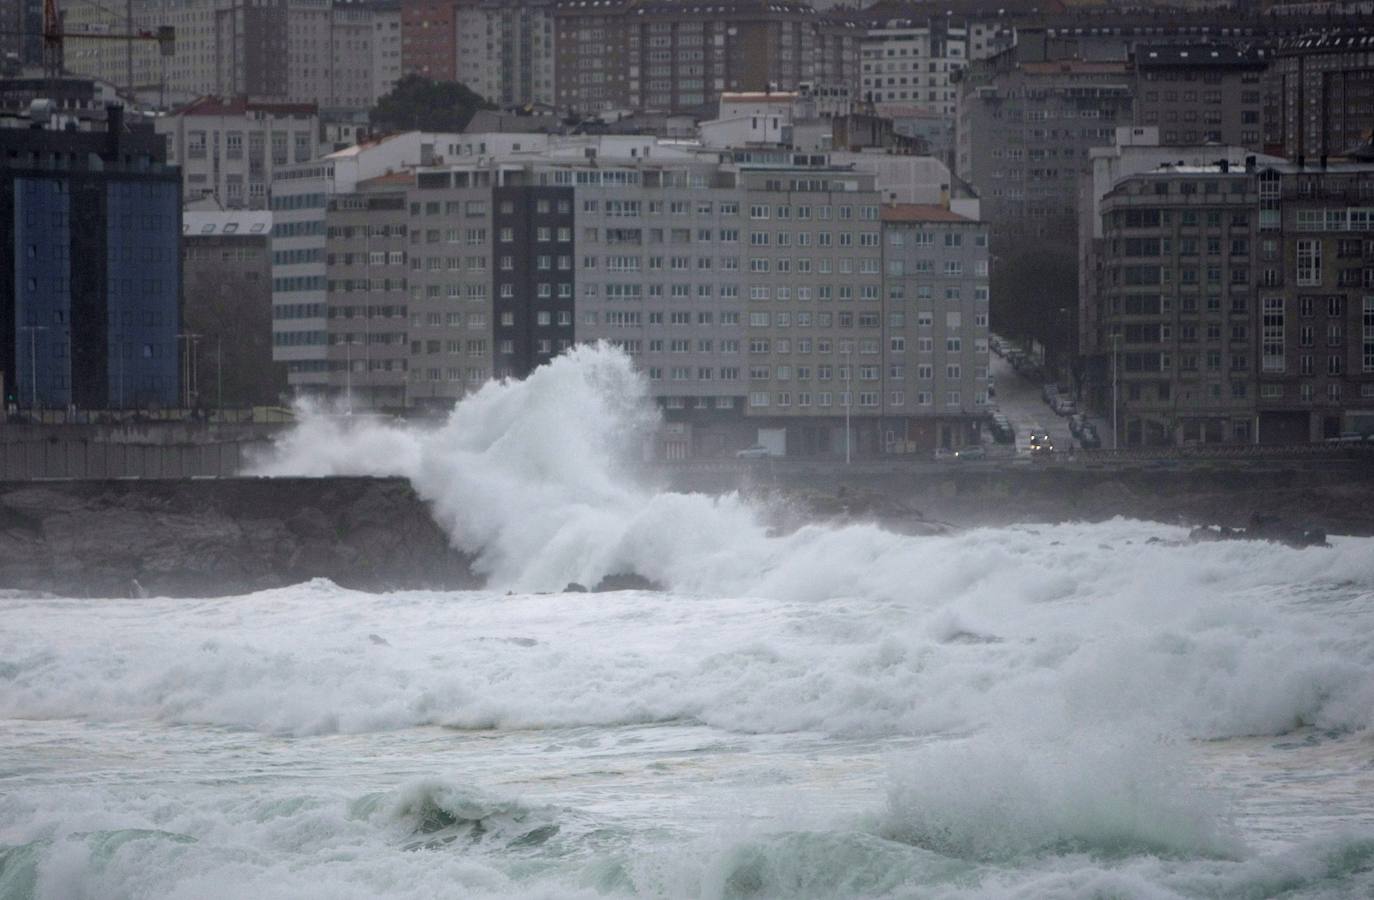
(175, 95, 319, 118)
(1134, 44, 1265, 69)
(182, 210, 272, 237)
(881, 203, 974, 224)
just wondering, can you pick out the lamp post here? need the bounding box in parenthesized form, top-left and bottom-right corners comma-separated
(843, 343, 852, 464)
(1111, 331, 1120, 450)
(18, 325, 47, 411)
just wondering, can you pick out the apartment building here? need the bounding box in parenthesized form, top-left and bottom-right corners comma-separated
(455, 0, 557, 110)
(288, 0, 399, 110)
(323, 175, 411, 408)
(59, 0, 397, 110)
(1271, 32, 1374, 161)
(1253, 161, 1374, 442)
(401, 0, 458, 80)
(881, 203, 992, 451)
(956, 33, 1134, 238)
(270, 131, 469, 394)
(158, 96, 319, 210)
(552, 0, 632, 114)
(1094, 165, 1261, 447)
(1079, 129, 1285, 403)
(1132, 45, 1268, 151)
(859, 15, 968, 115)
(60, 0, 289, 103)
(273, 128, 987, 455)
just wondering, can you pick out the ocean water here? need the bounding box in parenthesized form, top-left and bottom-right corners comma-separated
(3, 346, 1373, 899)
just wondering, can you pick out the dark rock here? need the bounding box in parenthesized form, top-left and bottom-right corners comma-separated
(0, 477, 479, 597)
(590, 573, 664, 592)
(563, 582, 588, 593)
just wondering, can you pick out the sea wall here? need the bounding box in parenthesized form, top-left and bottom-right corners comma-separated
(0, 477, 477, 598)
(3, 465, 1371, 598)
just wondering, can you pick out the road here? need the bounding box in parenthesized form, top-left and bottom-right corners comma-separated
(988, 353, 1109, 454)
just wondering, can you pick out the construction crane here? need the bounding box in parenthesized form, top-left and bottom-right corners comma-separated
(41, 0, 174, 83)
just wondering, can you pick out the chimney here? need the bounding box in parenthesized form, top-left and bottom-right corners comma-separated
(1218, 158, 1229, 173)
(1245, 154, 1256, 173)
(1297, 153, 1305, 168)
(1320, 154, 1328, 170)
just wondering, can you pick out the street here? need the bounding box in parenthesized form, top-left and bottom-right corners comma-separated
(988, 352, 1109, 455)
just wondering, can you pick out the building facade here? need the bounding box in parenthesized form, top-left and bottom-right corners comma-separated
(1084, 158, 1374, 446)
(1253, 162, 1374, 441)
(1132, 45, 1268, 151)
(1271, 32, 1374, 161)
(455, 0, 557, 110)
(400, 0, 457, 80)
(956, 35, 1134, 238)
(158, 96, 320, 210)
(1, 106, 181, 411)
(271, 129, 989, 456)
(182, 210, 285, 406)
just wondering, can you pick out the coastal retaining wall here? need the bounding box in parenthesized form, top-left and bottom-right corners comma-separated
(3, 467, 1371, 598)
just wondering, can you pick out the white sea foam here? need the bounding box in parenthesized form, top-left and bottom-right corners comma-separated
(4, 347, 1374, 899)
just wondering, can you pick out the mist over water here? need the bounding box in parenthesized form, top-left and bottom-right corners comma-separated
(4, 345, 1374, 898)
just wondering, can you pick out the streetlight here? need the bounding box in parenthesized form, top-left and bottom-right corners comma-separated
(1111, 331, 1120, 450)
(18, 325, 47, 411)
(843, 343, 852, 464)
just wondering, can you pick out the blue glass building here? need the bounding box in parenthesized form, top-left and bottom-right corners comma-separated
(2, 101, 181, 410)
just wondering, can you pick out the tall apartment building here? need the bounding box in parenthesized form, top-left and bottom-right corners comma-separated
(273, 128, 989, 456)
(371, 1, 404, 104)
(1083, 156, 1374, 446)
(59, 0, 397, 110)
(1253, 161, 1374, 442)
(158, 96, 320, 210)
(859, 15, 969, 114)
(1271, 32, 1374, 161)
(956, 33, 1134, 238)
(270, 131, 469, 394)
(1094, 165, 1261, 447)
(1079, 128, 1285, 405)
(881, 203, 992, 451)
(323, 174, 411, 408)
(1, 106, 181, 410)
(552, 0, 836, 118)
(400, 0, 457, 80)
(552, 0, 632, 114)
(1132, 45, 1268, 151)
(288, 0, 397, 110)
(60, 0, 289, 103)
(455, 0, 557, 109)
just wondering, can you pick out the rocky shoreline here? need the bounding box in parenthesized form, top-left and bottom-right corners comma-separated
(2, 467, 1369, 597)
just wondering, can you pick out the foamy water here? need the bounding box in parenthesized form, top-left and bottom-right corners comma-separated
(3, 346, 1372, 898)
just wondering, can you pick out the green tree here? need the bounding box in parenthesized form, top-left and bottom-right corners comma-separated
(989, 233, 1079, 360)
(369, 75, 494, 133)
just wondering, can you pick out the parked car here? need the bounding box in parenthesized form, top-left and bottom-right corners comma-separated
(1053, 397, 1077, 417)
(1078, 426, 1101, 450)
(954, 445, 988, 461)
(1042, 383, 1059, 404)
(1068, 414, 1087, 437)
(736, 445, 773, 459)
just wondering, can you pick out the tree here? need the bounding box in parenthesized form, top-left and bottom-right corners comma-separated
(369, 75, 494, 134)
(989, 232, 1079, 360)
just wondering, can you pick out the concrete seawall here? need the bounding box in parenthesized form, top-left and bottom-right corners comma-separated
(3, 465, 1370, 597)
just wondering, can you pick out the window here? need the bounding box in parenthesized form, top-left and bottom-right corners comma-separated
(1296, 239, 1322, 286)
